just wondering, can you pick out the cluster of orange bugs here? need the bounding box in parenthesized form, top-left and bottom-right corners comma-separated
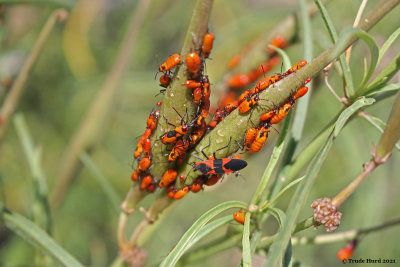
(130, 29, 311, 208)
(242, 60, 311, 153)
(131, 32, 221, 200)
(131, 102, 162, 192)
(226, 35, 288, 90)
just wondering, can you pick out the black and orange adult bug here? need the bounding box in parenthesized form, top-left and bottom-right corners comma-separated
(191, 138, 247, 175)
(159, 54, 181, 72)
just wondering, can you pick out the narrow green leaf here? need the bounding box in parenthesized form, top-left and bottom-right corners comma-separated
(365, 52, 400, 94)
(314, 0, 338, 42)
(242, 212, 252, 267)
(334, 97, 375, 136)
(334, 28, 379, 93)
(1, 208, 84, 267)
(267, 45, 292, 70)
(268, 207, 286, 227)
(14, 114, 51, 234)
(160, 201, 247, 267)
(361, 113, 400, 151)
(186, 215, 232, 250)
(80, 153, 121, 214)
(366, 83, 400, 97)
(378, 26, 400, 66)
(283, 241, 293, 267)
(261, 176, 305, 210)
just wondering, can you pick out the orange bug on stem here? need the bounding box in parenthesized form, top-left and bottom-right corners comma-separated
(159, 54, 181, 72)
(202, 32, 214, 58)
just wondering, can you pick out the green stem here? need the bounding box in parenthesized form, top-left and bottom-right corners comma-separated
(376, 92, 400, 157)
(150, 0, 214, 180)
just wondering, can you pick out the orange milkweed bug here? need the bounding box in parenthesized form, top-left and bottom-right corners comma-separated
(269, 102, 292, 124)
(147, 110, 160, 131)
(208, 120, 217, 129)
(147, 183, 156, 192)
(337, 240, 358, 261)
(131, 169, 140, 181)
(227, 54, 241, 69)
(193, 87, 202, 105)
(233, 210, 246, 224)
(254, 73, 282, 93)
(190, 177, 204, 192)
(219, 92, 237, 109)
(186, 52, 202, 75)
(160, 108, 190, 144)
(259, 110, 275, 122)
(185, 80, 202, 89)
(134, 142, 143, 159)
(227, 73, 250, 89)
(284, 60, 307, 76)
(267, 35, 288, 54)
(140, 175, 153, 190)
(143, 138, 151, 157)
(159, 169, 178, 188)
(138, 157, 151, 171)
(250, 125, 270, 153)
(292, 86, 308, 100)
(245, 127, 259, 150)
(159, 54, 181, 72)
(202, 32, 214, 58)
(189, 120, 206, 146)
(238, 94, 259, 114)
(173, 186, 189, 200)
(223, 100, 238, 114)
(168, 139, 189, 162)
(159, 73, 172, 88)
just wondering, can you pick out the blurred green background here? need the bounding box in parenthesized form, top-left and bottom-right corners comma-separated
(0, 0, 399, 266)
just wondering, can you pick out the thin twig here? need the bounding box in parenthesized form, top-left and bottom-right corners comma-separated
(345, 0, 369, 64)
(323, 63, 346, 104)
(0, 9, 68, 143)
(128, 220, 149, 246)
(292, 217, 400, 245)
